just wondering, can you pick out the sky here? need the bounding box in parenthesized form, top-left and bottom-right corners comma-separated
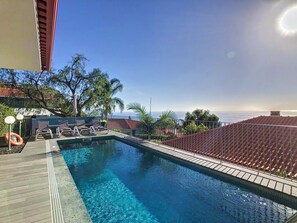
(52, 0, 297, 112)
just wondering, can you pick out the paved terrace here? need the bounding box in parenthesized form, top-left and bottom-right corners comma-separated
(0, 132, 297, 222)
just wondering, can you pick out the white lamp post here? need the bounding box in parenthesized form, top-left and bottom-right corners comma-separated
(16, 114, 24, 136)
(5, 116, 16, 150)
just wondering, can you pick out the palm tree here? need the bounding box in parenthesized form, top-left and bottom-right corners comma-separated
(127, 103, 175, 140)
(98, 78, 124, 120)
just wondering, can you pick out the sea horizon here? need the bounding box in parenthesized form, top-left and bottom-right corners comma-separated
(110, 110, 297, 123)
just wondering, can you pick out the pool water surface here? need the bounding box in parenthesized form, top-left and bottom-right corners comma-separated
(60, 139, 296, 223)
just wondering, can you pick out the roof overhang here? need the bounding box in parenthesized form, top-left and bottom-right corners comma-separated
(0, 0, 58, 72)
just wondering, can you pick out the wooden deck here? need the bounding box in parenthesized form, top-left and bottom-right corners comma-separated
(0, 140, 51, 223)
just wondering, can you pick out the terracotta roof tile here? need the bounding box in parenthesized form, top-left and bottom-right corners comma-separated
(0, 88, 26, 98)
(163, 116, 297, 178)
(239, 115, 297, 126)
(107, 119, 139, 130)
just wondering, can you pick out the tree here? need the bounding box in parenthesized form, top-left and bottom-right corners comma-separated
(184, 112, 196, 122)
(192, 109, 210, 121)
(205, 114, 219, 122)
(98, 78, 124, 120)
(127, 103, 175, 140)
(17, 71, 73, 116)
(46, 54, 110, 116)
(184, 109, 219, 128)
(0, 69, 18, 87)
(0, 54, 123, 117)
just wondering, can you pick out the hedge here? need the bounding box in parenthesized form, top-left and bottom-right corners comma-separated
(135, 134, 177, 141)
(0, 104, 16, 136)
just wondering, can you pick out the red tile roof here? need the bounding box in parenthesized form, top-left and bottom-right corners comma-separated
(239, 115, 297, 126)
(0, 87, 56, 100)
(107, 119, 139, 130)
(163, 116, 297, 178)
(0, 88, 26, 98)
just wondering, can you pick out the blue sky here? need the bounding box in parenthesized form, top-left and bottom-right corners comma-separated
(52, 0, 297, 112)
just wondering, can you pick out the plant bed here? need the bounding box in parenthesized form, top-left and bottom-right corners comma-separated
(0, 136, 29, 155)
(135, 133, 177, 141)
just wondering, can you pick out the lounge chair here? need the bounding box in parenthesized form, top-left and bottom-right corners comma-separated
(36, 121, 53, 140)
(75, 119, 93, 135)
(90, 119, 108, 135)
(56, 120, 76, 137)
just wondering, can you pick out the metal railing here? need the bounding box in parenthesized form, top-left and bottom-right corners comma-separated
(111, 120, 224, 142)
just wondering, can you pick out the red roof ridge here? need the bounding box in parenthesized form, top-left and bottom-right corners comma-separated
(124, 119, 132, 129)
(239, 115, 297, 126)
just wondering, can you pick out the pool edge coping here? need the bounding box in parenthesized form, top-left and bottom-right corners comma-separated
(46, 140, 65, 223)
(49, 138, 92, 223)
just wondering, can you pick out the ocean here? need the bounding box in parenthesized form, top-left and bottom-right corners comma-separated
(109, 111, 297, 123)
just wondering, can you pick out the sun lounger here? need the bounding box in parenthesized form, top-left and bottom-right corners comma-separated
(56, 120, 76, 137)
(36, 121, 53, 140)
(90, 119, 108, 135)
(75, 119, 93, 135)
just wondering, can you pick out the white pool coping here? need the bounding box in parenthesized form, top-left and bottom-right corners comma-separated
(46, 140, 64, 223)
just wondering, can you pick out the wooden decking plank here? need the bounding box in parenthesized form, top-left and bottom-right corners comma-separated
(0, 140, 53, 223)
(0, 200, 49, 218)
(0, 182, 49, 198)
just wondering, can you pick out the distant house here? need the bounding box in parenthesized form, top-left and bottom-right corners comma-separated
(0, 87, 51, 117)
(107, 118, 139, 135)
(0, 87, 26, 108)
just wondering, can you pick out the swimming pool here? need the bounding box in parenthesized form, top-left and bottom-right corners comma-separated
(60, 138, 296, 223)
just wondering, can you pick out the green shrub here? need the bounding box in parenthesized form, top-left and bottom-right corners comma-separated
(277, 170, 287, 177)
(184, 121, 198, 134)
(0, 104, 16, 136)
(135, 134, 176, 141)
(197, 123, 208, 132)
(184, 121, 208, 135)
(151, 139, 162, 144)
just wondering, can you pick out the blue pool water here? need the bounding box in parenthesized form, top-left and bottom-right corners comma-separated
(60, 139, 296, 223)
